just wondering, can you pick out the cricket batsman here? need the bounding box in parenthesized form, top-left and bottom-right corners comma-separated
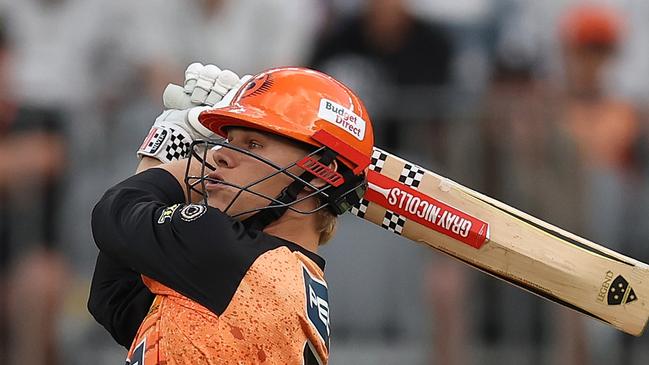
(88, 64, 374, 364)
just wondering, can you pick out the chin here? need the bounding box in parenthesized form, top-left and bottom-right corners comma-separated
(205, 197, 243, 216)
(205, 197, 227, 211)
(205, 192, 272, 217)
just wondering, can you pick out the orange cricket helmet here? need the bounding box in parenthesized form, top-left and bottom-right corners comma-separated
(198, 67, 374, 176)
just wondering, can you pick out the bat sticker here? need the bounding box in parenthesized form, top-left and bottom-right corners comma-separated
(382, 210, 406, 235)
(364, 170, 490, 249)
(369, 149, 388, 173)
(350, 199, 370, 218)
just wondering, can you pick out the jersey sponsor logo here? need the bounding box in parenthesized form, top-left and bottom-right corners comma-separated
(317, 98, 366, 141)
(365, 170, 490, 249)
(157, 204, 181, 224)
(179, 204, 207, 222)
(303, 266, 330, 350)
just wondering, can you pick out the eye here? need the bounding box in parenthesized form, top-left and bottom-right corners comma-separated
(248, 140, 263, 149)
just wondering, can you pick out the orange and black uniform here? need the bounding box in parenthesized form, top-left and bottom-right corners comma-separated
(89, 168, 330, 364)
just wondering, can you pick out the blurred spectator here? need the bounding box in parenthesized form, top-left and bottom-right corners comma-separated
(310, 0, 454, 154)
(0, 0, 128, 363)
(0, 14, 12, 362)
(466, 49, 588, 365)
(559, 3, 640, 173)
(0, 6, 69, 363)
(556, 3, 649, 269)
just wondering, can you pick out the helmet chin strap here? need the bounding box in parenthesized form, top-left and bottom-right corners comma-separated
(242, 151, 335, 231)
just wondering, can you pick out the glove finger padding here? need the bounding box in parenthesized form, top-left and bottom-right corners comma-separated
(221, 74, 252, 105)
(191, 65, 221, 104)
(168, 65, 247, 108)
(184, 62, 204, 93)
(163, 83, 196, 110)
(186, 74, 253, 132)
(205, 70, 240, 106)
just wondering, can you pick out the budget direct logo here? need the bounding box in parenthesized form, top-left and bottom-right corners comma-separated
(318, 98, 366, 140)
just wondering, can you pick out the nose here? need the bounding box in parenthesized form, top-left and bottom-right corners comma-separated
(210, 144, 236, 169)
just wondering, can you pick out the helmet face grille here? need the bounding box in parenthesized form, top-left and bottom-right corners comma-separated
(183, 139, 366, 226)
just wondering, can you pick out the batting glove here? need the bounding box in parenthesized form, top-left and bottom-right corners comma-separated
(137, 63, 251, 163)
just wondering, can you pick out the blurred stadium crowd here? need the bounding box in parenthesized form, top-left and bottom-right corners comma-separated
(2, 0, 649, 364)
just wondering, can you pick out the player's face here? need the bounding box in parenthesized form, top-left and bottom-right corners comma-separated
(204, 128, 312, 218)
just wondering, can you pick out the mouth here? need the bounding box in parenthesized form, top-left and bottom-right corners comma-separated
(205, 172, 226, 191)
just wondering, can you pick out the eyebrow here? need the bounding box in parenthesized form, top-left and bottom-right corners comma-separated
(226, 127, 265, 139)
(227, 127, 314, 153)
(228, 128, 284, 144)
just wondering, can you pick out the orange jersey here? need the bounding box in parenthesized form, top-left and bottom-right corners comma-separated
(126, 248, 329, 364)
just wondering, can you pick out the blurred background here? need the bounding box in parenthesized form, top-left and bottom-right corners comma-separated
(2, 0, 649, 364)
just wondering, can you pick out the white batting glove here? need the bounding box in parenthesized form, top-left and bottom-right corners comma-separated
(137, 63, 251, 163)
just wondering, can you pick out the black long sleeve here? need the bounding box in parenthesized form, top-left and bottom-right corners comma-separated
(87, 252, 155, 348)
(87, 168, 184, 347)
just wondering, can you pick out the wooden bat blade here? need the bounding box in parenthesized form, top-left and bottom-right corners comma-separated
(350, 147, 649, 336)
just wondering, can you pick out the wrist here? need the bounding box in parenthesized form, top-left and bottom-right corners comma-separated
(136, 156, 163, 174)
(137, 122, 193, 163)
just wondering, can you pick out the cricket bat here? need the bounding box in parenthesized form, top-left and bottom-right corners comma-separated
(350, 147, 649, 336)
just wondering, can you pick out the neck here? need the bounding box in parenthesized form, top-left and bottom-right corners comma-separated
(263, 210, 320, 254)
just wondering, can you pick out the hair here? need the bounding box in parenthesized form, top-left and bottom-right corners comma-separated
(316, 207, 337, 245)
